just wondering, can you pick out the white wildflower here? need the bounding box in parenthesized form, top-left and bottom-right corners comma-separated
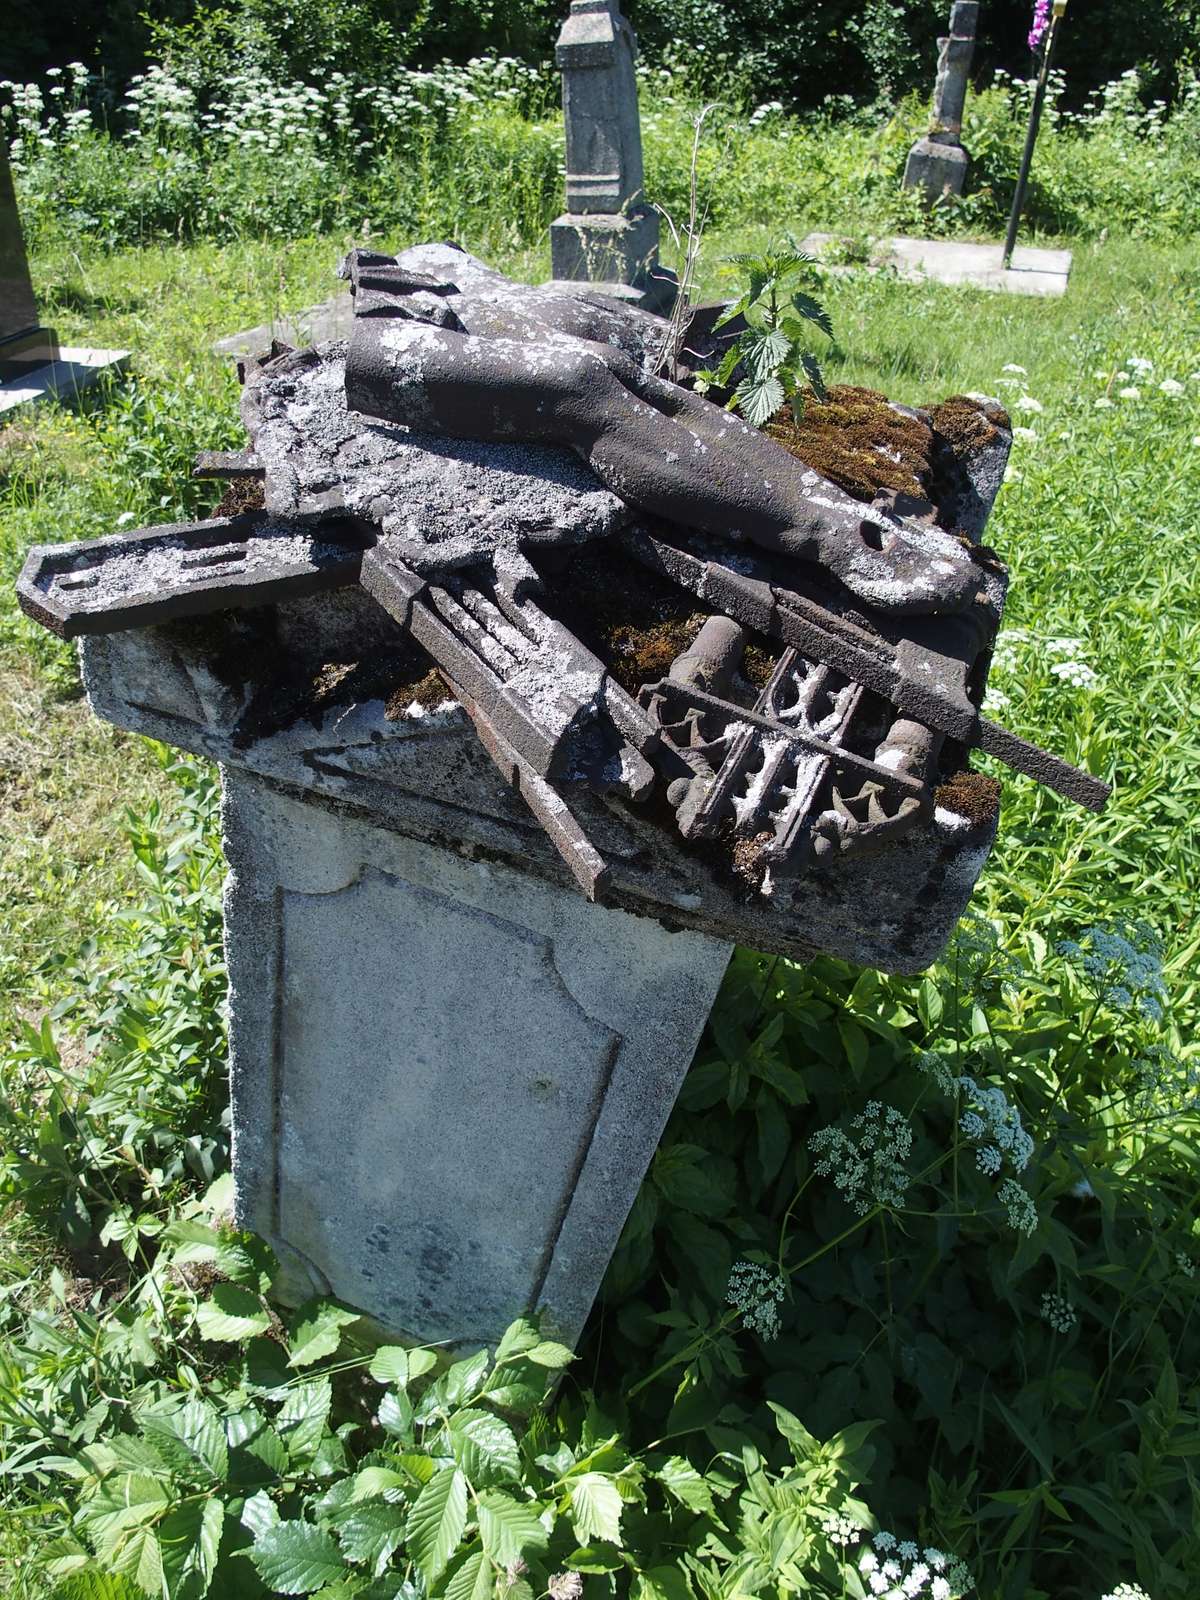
(1118, 386, 1142, 400)
(1128, 356, 1154, 372)
(932, 1582, 951, 1600)
(726, 1259, 785, 1340)
(1094, 397, 1115, 409)
(1041, 1291, 1078, 1333)
(1050, 659, 1099, 689)
(548, 1575, 584, 1600)
(1015, 395, 1043, 413)
(1176, 1252, 1195, 1279)
(1159, 378, 1185, 396)
(874, 1532, 898, 1553)
(810, 1102, 913, 1214)
(897, 1542, 919, 1562)
(999, 1178, 1038, 1236)
(1001, 363, 1028, 374)
(1013, 425, 1039, 441)
(823, 1512, 861, 1546)
(1100, 1585, 1151, 1600)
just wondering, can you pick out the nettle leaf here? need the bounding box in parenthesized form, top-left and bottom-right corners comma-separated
(332, 1499, 406, 1571)
(741, 325, 791, 380)
(449, 1410, 521, 1487)
(288, 1299, 361, 1369)
(569, 1473, 624, 1547)
(141, 1397, 229, 1483)
(278, 1377, 334, 1465)
(445, 1550, 495, 1600)
(475, 1491, 549, 1566)
(196, 1282, 270, 1342)
(250, 1521, 348, 1594)
(407, 1465, 468, 1583)
(656, 1456, 715, 1516)
(733, 374, 786, 429)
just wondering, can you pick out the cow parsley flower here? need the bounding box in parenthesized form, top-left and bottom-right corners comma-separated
(1057, 920, 1167, 1020)
(999, 1178, 1038, 1236)
(1094, 397, 1115, 409)
(1051, 659, 1099, 689)
(823, 1512, 861, 1546)
(1159, 378, 1184, 396)
(810, 1102, 913, 1214)
(1015, 394, 1044, 413)
(1041, 1291, 1078, 1332)
(1100, 1585, 1151, 1600)
(726, 1259, 785, 1340)
(1118, 386, 1142, 400)
(1128, 356, 1154, 372)
(1013, 425, 1039, 442)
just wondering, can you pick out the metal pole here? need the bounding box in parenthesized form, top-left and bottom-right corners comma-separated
(1002, 0, 1067, 269)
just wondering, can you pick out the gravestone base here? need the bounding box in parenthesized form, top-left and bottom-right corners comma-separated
(222, 767, 732, 1348)
(549, 205, 675, 313)
(0, 344, 130, 417)
(903, 135, 970, 200)
(0, 324, 59, 379)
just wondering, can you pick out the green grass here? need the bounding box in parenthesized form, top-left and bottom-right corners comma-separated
(2, 213, 1200, 1598)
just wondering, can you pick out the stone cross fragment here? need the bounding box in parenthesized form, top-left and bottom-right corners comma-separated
(0, 147, 58, 377)
(904, 0, 980, 201)
(548, 1, 673, 311)
(16, 243, 1110, 1351)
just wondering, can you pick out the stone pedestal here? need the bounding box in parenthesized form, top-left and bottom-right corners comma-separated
(549, 0, 674, 312)
(222, 769, 730, 1346)
(903, 1, 979, 201)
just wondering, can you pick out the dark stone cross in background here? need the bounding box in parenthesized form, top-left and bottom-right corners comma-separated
(0, 146, 59, 378)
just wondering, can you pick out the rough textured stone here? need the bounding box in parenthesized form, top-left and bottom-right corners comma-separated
(221, 766, 731, 1345)
(0, 146, 58, 377)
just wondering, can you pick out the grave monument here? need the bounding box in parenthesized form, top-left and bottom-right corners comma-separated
(548, 0, 673, 310)
(18, 243, 1106, 1350)
(904, 1, 979, 201)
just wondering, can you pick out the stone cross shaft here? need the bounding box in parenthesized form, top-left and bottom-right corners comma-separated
(0, 147, 58, 377)
(903, 0, 979, 201)
(548, 1, 672, 310)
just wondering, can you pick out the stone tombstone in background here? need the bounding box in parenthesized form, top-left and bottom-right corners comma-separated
(549, 0, 673, 311)
(0, 146, 58, 377)
(904, 0, 979, 201)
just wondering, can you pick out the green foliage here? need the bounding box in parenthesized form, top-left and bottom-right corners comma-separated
(699, 246, 832, 426)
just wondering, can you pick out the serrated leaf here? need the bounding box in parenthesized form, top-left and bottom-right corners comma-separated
(734, 374, 786, 428)
(475, 1492, 549, 1566)
(227, 1405, 289, 1482)
(368, 1346, 409, 1385)
(195, 1282, 270, 1343)
(448, 1410, 520, 1487)
(481, 1380, 544, 1415)
(49, 1575, 141, 1600)
(350, 1466, 410, 1501)
(250, 1521, 347, 1594)
(77, 1473, 169, 1545)
(333, 1500, 406, 1571)
(524, 1341, 575, 1369)
(141, 1397, 228, 1483)
(407, 1466, 467, 1583)
(445, 1550, 495, 1600)
(109, 1525, 164, 1596)
(288, 1300, 360, 1368)
(569, 1473, 624, 1547)
(407, 1349, 438, 1382)
(278, 1377, 333, 1465)
(494, 1320, 541, 1363)
(242, 1488, 281, 1539)
(378, 1388, 414, 1440)
(656, 1456, 715, 1516)
(439, 1349, 489, 1409)
(158, 1494, 224, 1597)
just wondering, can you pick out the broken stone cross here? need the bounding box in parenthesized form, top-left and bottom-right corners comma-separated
(904, 0, 979, 201)
(548, 0, 674, 311)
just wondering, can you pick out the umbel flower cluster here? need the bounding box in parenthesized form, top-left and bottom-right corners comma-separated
(1057, 919, 1168, 1021)
(809, 1101, 914, 1216)
(860, 1531, 973, 1600)
(725, 1259, 787, 1340)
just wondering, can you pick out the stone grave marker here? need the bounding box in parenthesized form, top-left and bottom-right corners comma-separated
(0, 145, 128, 414)
(548, 0, 674, 311)
(17, 244, 1107, 1351)
(904, 1, 979, 200)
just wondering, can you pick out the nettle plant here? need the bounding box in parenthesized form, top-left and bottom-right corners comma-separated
(697, 248, 833, 429)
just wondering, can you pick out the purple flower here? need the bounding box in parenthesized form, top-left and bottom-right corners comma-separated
(1028, 0, 1051, 51)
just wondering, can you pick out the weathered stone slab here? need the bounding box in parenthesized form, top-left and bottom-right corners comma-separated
(0, 345, 130, 416)
(801, 234, 1072, 298)
(221, 767, 731, 1344)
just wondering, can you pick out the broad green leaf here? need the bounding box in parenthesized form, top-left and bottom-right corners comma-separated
(141, 1397, 229, 1483)
(407, 1465, 467, 1583)
(634, 1566, 695, 1600)
(333, 1500, 406, 1570)
(378, 1388, 415, 1439)
(656, 1456, 715, 1516)
(445, 1550, 495, 1600)
(439, 1349, 489, 1409)
(475, 1491, 549, 1566)
(242, 1489, 281, 1539)
(50, 1576, 141, 1600)
(351, 1466, 412, 1501)
(227, 1406, 289, 1480)
(158, 1495, 224, 1597)
(195, 1282, 270, 1343)
(768, 1402, 821, 1462)
(288, 1300, 361, 1368)
(109, 1526, 164, 1596)
(407, 1349, 438, 1382)
(77, 1473, 170, 1546)
(569, 1473, 624, 1547)
(250, 1522, 348, 1595)
(368, 1346, 409, 1385)
(524, 1341, 575, 1370)
(448, 1409, 521, 1486)
(278, 1377, 333, 1465)
(494, 1320, 541, 1363)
